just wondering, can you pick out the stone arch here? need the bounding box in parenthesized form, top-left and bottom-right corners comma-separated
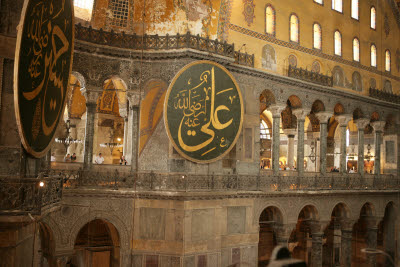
(261, 44, 277, 71)
(70, 71, 87, 89)
(369, 78, 377, 89)
(254, 201, 288, 225)
(258, 206, 284, 263)
(260, 89, 276, 113)
(37, 222, 56, 266)
(311, 100, 325, 113)
(102, 76, 128, 115)
(360, 202, 376, 217)
(333, 103, 345, 115)
(370, 111, 380, 122)
(298, 204, 319, 221)
(41, 215, 64, 250)
(288, 95, 302, 109)
(352, 108, 364, 120)
(68, 211, 129, 251)
(331, 202, 351, 219)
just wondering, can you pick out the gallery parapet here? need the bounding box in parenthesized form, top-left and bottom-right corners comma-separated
(52, 168, 400, 192)
(74, 24, 254, 67)
(0, 176, 63, 216)
(369, 88, 400, 104)
(288, 65, 333, 87)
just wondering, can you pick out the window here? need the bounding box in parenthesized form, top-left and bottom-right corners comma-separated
(371, 44, 377, 67)
(332, 0, 342, 12)
(260, 121, 271, 139)
(334, 31, 342, 56)
(73, 0, 94, 21)
(290, 14, 299, 43)
(353, 38, 360, 62)
(109, 0, 129, 28)
(313, 23, 322, 49)
(265, 5, 276, 35)
(385, 50, 391, 71)
(351, 0, 359, 20)
(314, 0, 323, 4)
(370, 7, 376, 29)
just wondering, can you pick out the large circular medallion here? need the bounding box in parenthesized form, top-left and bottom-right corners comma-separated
(164, 61, 243, 163)
(14, 0, 74, 157)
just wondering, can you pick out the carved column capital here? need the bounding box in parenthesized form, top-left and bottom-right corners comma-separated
(292, 108, 309, 121)
(127, 91, 141, 108)
(80, 87, 102, 104)
(283, 128, 297, 137)
(269, 104, 286, 117)
(315, 111, 334, 124)
(354, 118, 370, 131)
(371, 121, 386, 132)
(335, 114, 353, 127)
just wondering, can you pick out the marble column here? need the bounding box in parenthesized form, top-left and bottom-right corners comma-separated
(315, 112, 333, 175)
(371, 121, 385, 175)
(269, 104, 286, 175)
(355, 118, 370, 175)
(311, 232, 323, 267)
(293, 109, 308, 175)
(366, 226, 378, 267)
(123, 117, 128, 155)
(340, 220, 355, 267)
(128, 92, 141, 172)
(284, 129, 296, 170)
(275, 224, 295, 247)
(81, 88, 101, 169)
(336, 114, 352, 174)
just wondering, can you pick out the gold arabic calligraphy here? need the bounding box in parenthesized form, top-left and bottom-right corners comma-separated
(173, 67, 234, 155)
(23, 0, 70, 137)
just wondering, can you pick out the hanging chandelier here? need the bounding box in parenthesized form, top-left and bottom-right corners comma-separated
(100, 136, 123, 154)
(55, 120, 83, 150)
(307, 141, 316, 163)
(364, 144, 374, 162)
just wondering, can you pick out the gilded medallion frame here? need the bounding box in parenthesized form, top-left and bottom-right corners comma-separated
(164, 60, 244, 164)
(13, 0, 75, 158)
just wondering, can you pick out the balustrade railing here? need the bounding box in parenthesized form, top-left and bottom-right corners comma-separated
(53, 168, 399, 192)
(75, 24, 254, 67)
(0, 176, 63, 215)
(288, 65, 333, 87)
(369, 88, 400, 104)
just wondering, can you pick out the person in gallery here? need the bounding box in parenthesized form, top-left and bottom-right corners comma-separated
(95, 153, 105, 164)
(120, 155, 127, 165)
(71, 153, 77, 162)
(64, 153, 71, 162)
(51, 153, 56, 162)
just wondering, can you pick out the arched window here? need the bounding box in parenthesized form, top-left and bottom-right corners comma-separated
(260, 120, 271, 140)
(289, 14, 299, 43)
(351, 0, 359, 20)
(370, 7, 376, 29)
(353, 38, 360, 62)
(385, 50, 391, 71)
(265, 5, 276, 35)
(314, 0, 323, 4)
(313, 23, 322, 50)
(334, 31, 342, 56)
(332, 0, 342, 12)
(74, 0, 94, 21)
(371, 44, 377, 67)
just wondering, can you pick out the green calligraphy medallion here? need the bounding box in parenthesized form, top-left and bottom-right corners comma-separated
(14, 0, 74, 157)
(164, 61, 243, 163)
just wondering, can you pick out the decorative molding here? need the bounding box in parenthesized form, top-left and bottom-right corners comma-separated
(217, 0, 233, 41)
(227, 23, 400, 82)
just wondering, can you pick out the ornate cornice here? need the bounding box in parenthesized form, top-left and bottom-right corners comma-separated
(63, 189, 400, 201)
(73, 40, 400, 111)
